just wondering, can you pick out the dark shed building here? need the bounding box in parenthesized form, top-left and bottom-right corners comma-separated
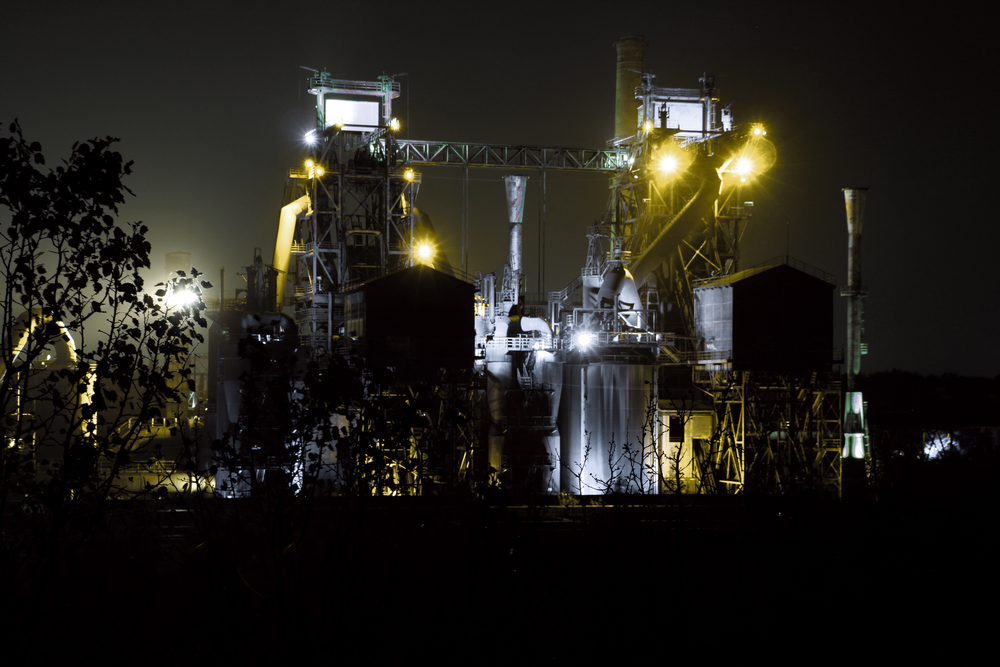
(693, 262, 834, 372)
(344, 265, 475, 372)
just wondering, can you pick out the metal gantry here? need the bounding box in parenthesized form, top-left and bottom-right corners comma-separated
(396, 140, 627, 172)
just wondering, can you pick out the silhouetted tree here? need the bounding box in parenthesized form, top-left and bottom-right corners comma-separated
(0, 121, 207, 610)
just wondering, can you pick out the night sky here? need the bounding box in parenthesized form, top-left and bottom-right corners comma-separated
(2, 1, 991, 376)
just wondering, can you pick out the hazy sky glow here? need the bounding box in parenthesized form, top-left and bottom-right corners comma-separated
(2, 1, 990, 375)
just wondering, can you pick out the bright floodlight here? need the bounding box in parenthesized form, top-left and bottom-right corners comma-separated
(415, 243, 433, 262)
(306, 159, 322, 179)
(643, 119, 654, 132)
(659, 155, 678, 174)
(736, 158, 752, 175)
(403, 168, 415, 182)
(304, 129, 317, 145)
(575, 332, 595, 348)
(389, 117, 401, 132)
(167, 287, 198, 309)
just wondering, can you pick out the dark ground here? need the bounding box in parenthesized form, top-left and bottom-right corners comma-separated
(3, 479, 993, 663)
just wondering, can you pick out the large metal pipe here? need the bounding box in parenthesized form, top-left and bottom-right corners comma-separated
(272, 194, 311, 309)
(614, 36, 646, 141)
(843, 187, 867, 386)
(504, 175, 527, 275)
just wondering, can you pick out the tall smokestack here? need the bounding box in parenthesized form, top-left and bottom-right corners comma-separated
(842, 187, 869, 461)
(843, 187, 868, 389)
(614, 36, 646, 142)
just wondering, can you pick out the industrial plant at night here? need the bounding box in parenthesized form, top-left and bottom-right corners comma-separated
(8, 20, 997, 658)
(196, 36, 869, 500)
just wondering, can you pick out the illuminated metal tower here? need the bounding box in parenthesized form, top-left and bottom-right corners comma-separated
(610, 73, 758, 338)
(603, 63, 840, 497)
(279, 71, 420, 357)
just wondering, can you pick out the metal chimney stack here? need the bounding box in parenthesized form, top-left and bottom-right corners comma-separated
(614, 36, 646, 142)
(842, 187, 869, 460)
(498, 175, 528, 309)
(843, 187, 868, 390)
(505, 175, 527, 275)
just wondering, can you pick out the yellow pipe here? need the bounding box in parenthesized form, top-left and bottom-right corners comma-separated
(272, 195, 311, 309)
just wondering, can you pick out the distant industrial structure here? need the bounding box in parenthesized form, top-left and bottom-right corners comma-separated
(205, 36, 851, 498)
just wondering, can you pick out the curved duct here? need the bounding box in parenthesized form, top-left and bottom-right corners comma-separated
(0, 309, 78, 381)
(596, 264, 644, 329)
(272, 194, 311, 309)
(0, 308, 96, 436)
(519, 316, 552, 337)
(628, 156, 722, 286)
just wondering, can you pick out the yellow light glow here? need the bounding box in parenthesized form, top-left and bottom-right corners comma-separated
(659, 155, 678, 173)
(643, 120, 654, 132)
(736, 158, 753, 175)
(389, 117, 401, 132)
(415, 243, 433, 262)
(306, 159, 324, 179)
(403, 168, 415, 181)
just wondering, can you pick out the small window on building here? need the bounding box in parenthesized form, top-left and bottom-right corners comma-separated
(669, 416, 685, 443)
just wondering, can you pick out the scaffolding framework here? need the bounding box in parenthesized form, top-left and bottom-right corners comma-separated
(696, 371, 842, 497)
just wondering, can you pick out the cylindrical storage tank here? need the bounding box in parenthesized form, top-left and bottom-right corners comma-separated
(614, 36, 646, 141)
(485, 348, 514, 484)
(487, 348, 565, 495)
(533, 351, 563, 494)
(559, 360, 656, 494)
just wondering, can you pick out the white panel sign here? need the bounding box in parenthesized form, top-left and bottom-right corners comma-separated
(325, 99, 380, 131)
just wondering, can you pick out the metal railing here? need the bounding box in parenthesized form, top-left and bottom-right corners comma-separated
(478, 335, 553, 351)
